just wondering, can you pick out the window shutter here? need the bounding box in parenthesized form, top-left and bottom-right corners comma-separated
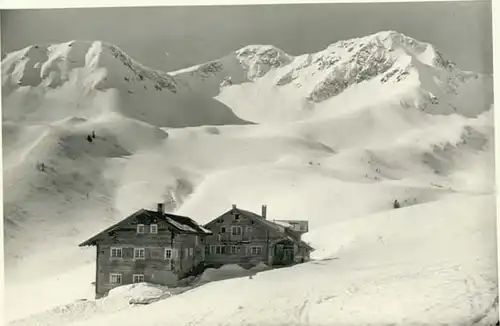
(173, 249, 179, 259)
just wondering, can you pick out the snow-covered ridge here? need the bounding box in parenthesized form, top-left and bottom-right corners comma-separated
(170, 30, 492, 124)
(1, 39, 249, 128)
(171, 30, 489, 108)
(235, 44, 293, 80)
(1, 40, 178, 94)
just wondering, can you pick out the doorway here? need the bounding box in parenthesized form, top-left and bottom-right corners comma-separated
(272, 240, 295, 266)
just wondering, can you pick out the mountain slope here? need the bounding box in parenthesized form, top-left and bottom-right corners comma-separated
(2, 40, 248, 127)
(1, 39, 248, 273)
(2, 31, 496, 324)
(11, 194, 498, 326)
(171, 31, 493, 123)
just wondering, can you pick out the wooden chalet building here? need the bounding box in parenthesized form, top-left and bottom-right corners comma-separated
(79, 203, 212, 298)
(203, 204, 313, 268)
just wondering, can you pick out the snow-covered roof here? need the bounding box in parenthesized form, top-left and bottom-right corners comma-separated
(273, 220, 293, 228)
(161, 212, 212, 235)
(164, 216, 197, 233)
(79, 209, 211, 246)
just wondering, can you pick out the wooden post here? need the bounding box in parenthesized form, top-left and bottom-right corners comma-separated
(266, 230, 271, 265)
(95, 244, 99, 297)
(170, 230, 175, 271)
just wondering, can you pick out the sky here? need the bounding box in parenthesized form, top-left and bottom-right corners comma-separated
(0, 1, 493, 73)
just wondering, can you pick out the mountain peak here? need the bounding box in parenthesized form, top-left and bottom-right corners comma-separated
(320, 30, 456, 72)
(369, 30, 456, 70)
(169, 30, 489, 122)
(170, 30, 459, 100)
(1, 40, 178, 94)
(1, 39, 249, 128)
(235, 44, 293, 79)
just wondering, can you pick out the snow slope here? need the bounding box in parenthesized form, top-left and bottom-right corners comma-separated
(171, 31, 493, 123)
(2, 30, 496, 325)
(1, 40, 246, 277)
(15, 194, 497, 326)
(2, 40, 247, 127)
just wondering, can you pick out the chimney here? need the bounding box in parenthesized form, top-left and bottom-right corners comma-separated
(261, 205, 267, 219)
(157, 203, 165, 214)
(232, 204, 237, 210)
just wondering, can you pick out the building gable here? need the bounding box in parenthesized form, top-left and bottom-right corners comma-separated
(204, 208, 254, 229)
(204, 209, 270, 240)
(80, 208, 211, 247)
(203, 205, 313, 251)
(79, 210, 149, 247)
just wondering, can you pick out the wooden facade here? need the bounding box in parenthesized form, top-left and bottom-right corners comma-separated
(203, 205, 313, 268)
(79, 203, 211, 298)
(80, 203, 313, 298)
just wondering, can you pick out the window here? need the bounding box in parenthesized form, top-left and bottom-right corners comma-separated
(231, 226, 242, 236)
(137, 224, 145, 234)
(250, 247, 262, 255)
(165, 248, 172, 259)
(217, 234, 222, 241)
(189, 248, 193, 256)
(134, 248, 145, 260)
(150, 224, 158, 234)
(221, 226, 226, 233)
(231, 246, 240, 254)
(205, 246, 210, 255)
(212, 245, 227, 254)
(109, 273, 122, 285)
(133, 274, 145, 283)
(234, 214, 240, 220)
(184, 248, 189, 258)
(245, 227, 253, 233)
(110, 247, 122, 258)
